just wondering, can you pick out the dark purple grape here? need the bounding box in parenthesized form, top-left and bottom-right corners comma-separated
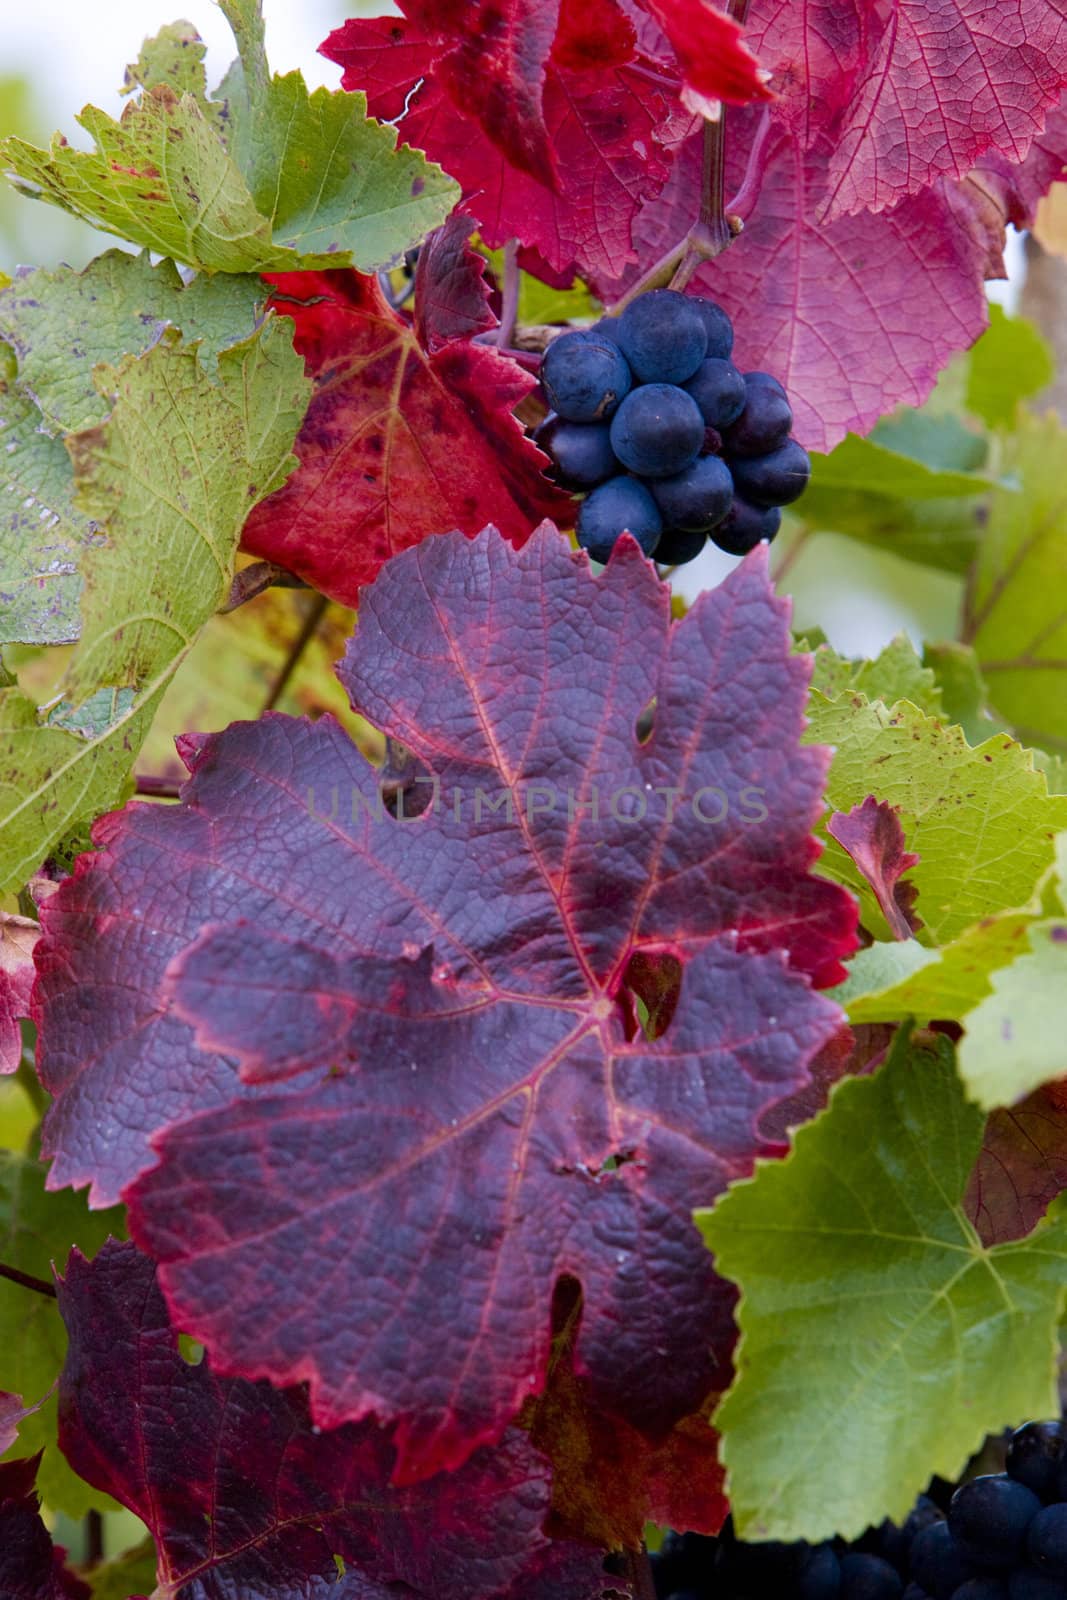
(1009, 1571, 1067, 1600)
(541, 330, 632, 421)
(591, 316, 626, 345)
(609, 384, 705, 477)
(881, 1499, 945, 1573)
(911, 1521, 975, 1599)
(839, 1552, 903, 1599)
(1007, 1425, 1066, 1501)
(689, 295, 735, 360)
(798, 1543, 842, 1600)
(1028, 1506, 1067, 1579)
(533, 414, 618, 488)
(949, 1476, 1042, 1570)
(745, 370, 787, 396)
(710, 498, 781, 556)
(616, 289, 708, 384)
(683, 358, 747, 429)
(903, 1588, 932, 1600)
(729, 438, 812, 507)
(725, 374, 793, 457)
(649, 454, 733, 532)
(576, 475, 662, 562)
(952, 1581, 1010, 1599)
(654, 526, 707, 566)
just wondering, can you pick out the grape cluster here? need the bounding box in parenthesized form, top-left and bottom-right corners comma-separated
(534, 288, 810, 567)
(650, 1422, 1067, 1600)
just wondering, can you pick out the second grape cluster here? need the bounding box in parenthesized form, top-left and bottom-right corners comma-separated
(535, 288, 811, 567)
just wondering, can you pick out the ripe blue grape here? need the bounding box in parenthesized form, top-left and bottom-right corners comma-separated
(1009, 1569, 1067, 1599)
(609, 384, 706, 477)
(710, 498, 781, 556)
(576, 476, 662, 562)
(882, 1499, 946, 1573)
(1028, 1506, 1067, 1579)
(911, 1521, 975, 1598)
(949, 1477, 1042, 1570)
(683, 358, 747, 429)
(725, 375, 794, 457)
(1008, 1425, 1066, 1500)
(533, 414, 618, 488)
(541, 330, 633, 421)
(616, 289, 708, 384)
(745, 370, 787, 396)
(689, 296, 734, 360)
(729, 438, 812, 507)
(654, 526, 707, 566)
(797, 1542, 842, 1600)
(840, 1552, 904, 1599)
(650, 455, 734, 532)
(902, 1587, 931, 1600)
(952, 1580, 1010, 1599)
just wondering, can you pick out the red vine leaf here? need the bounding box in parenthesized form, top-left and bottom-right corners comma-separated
(0, 1455, 88, 1600)
(524, 1283, 730, 1547)
(239, 271, 570, 607)
(397, 0, 564, 188)
(643, 0, 773, 116)
(965, 1082, 1067, 1246)
(414, 215, 498, 352)
(36, 529, 855, 1479)
(56, 1240, 612, 1600)
(320, 14, 693, 284)
(747, 0, 1067, 220)
(0, 914, 38, 1075)
(828, 796, 922, 941)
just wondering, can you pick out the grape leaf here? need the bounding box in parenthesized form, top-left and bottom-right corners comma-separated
(121, 19, 218, 111)
(642, 0, 772, 116)
(804, 692, 1067, 944)
(959, 917, 1067, 1108)
(826, 797, 921, 941)
(415, 216, 498, 352)
(802, 635, 943, 714)
(79, 1539, 157, 1600)
(35, 530, 856, 1482)
(833, 914, 1036, 1026)
(57, 1239, 614, 1600)
(923, 640, 997, 744)
(0, 1456, 88, 1600)
(240, 271, 571, 607)
(0, 252, 266, 434)
(398, 0, 564, 186)
(746, 0, 1067, 222)
(967, 1083, 1067, 1245)
(0, 318, 308, 895)
(321, 13, 693, 284)
(698, 1029, 1067, 1542)
(0, 364, 99, 647)
(963, 411, 1067, 752)
(0, 915, 37, 1075)
(1, 21, 457, 276)
(620, 117, 1007, 451)
(966, 305, 1054, 429)
(0, 1153, 123, 1517)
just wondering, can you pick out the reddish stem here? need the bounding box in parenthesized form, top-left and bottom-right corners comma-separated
(495, 238, 520, 349)
(135, 774, 182, 800)
(726, 104, 774, 220)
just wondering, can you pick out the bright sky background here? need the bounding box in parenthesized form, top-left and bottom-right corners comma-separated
(0, 0, 1026, 648)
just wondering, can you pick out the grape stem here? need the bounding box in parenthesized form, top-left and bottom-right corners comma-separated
(262, 592, 330, 714)
(495, 238, 521, 349)
(626, 1547, 659, 1600)
(726, 104, 774, 220)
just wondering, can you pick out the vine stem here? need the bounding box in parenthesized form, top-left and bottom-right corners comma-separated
(726, 104, 774, 220)
(625, 1547, 658, 1600)
(0, 1260, 56, 1300)
(495, 238, 521, 349)
(86, 1510, 104, 1567)
(262, 592, 330, 714)
(134, 774, 183, 800)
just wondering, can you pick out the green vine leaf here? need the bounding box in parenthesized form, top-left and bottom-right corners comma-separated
(965, 306, 1053, 431)
(0, 316, 309, 893)
(805, 693, 1067, 943)
(0, 251, 266, 434)
(800, 634, 943, 714)
(964, 410, 1067, 753)
(698, 1030, 1067, 1543)
(0, 1, 458, 275)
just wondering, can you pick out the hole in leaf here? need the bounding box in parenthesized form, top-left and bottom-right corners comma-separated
(178, 1333, 204, 1366)
(622, 949, 683, 1040)
(380, 736, 436, 820)
(635, 697, 656, 745)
